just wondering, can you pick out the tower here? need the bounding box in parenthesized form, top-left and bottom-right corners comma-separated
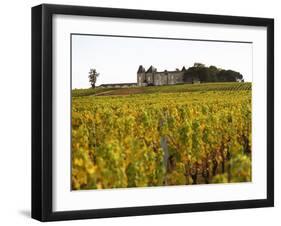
(137, 65, 146, 86)
(146, 65, 157, 85)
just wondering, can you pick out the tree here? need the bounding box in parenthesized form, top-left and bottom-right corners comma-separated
(193, 62, 205, 68)
(183, 63, 244, 83)
(208, 66, 219, 82)
(217, 70, 243, 82)
(88, 69, 99, 88)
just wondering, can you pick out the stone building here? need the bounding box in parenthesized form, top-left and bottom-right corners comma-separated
(137, 65, 198, 86)
(99, 65, 200, 88)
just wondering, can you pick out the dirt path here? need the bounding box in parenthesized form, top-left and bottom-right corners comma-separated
(94, 88, 145, 96)
(93, 90, 116, 96)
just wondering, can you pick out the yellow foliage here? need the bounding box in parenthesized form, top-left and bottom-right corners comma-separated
(71, 90, 252, 189)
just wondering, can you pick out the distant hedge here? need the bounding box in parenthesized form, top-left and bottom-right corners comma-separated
(184, 63, 244, 83)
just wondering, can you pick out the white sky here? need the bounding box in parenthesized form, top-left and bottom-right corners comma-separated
(72, 34, 252, 88)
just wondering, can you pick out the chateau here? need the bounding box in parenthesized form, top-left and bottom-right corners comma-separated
(100, 65, 199, 88)
(137, 65, 199, 86)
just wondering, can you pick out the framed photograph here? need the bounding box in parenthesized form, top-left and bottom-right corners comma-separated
(32, 4, 274, 221)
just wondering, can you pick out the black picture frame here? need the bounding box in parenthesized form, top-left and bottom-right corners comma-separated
(32, 3, 274, 222)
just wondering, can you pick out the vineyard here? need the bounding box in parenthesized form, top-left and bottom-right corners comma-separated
(72, 82, 252, 190)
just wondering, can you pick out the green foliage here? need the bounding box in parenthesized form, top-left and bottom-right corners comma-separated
(72, 82, 252, 97)
(88, 68, 99, 88)
(184, 63, 244, 83)
(72, 87, 115, 97)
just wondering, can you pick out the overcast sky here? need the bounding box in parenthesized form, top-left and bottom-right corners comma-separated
(72, 34, 252, 89)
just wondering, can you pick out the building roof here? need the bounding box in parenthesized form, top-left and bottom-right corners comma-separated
(146, 65, 157, 73)
(138, 65, 186, 74)
(137, 65, 145, 73)
(156, 70, 184, 74)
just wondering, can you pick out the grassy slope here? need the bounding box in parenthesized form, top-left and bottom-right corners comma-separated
(72, 82, 251, 97)
(72, 87, 116, 97)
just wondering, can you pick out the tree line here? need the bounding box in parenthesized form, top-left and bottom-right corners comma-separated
(183, 63, 244, 83)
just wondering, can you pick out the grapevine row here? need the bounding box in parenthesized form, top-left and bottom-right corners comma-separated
(72, 90, 251, 189)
